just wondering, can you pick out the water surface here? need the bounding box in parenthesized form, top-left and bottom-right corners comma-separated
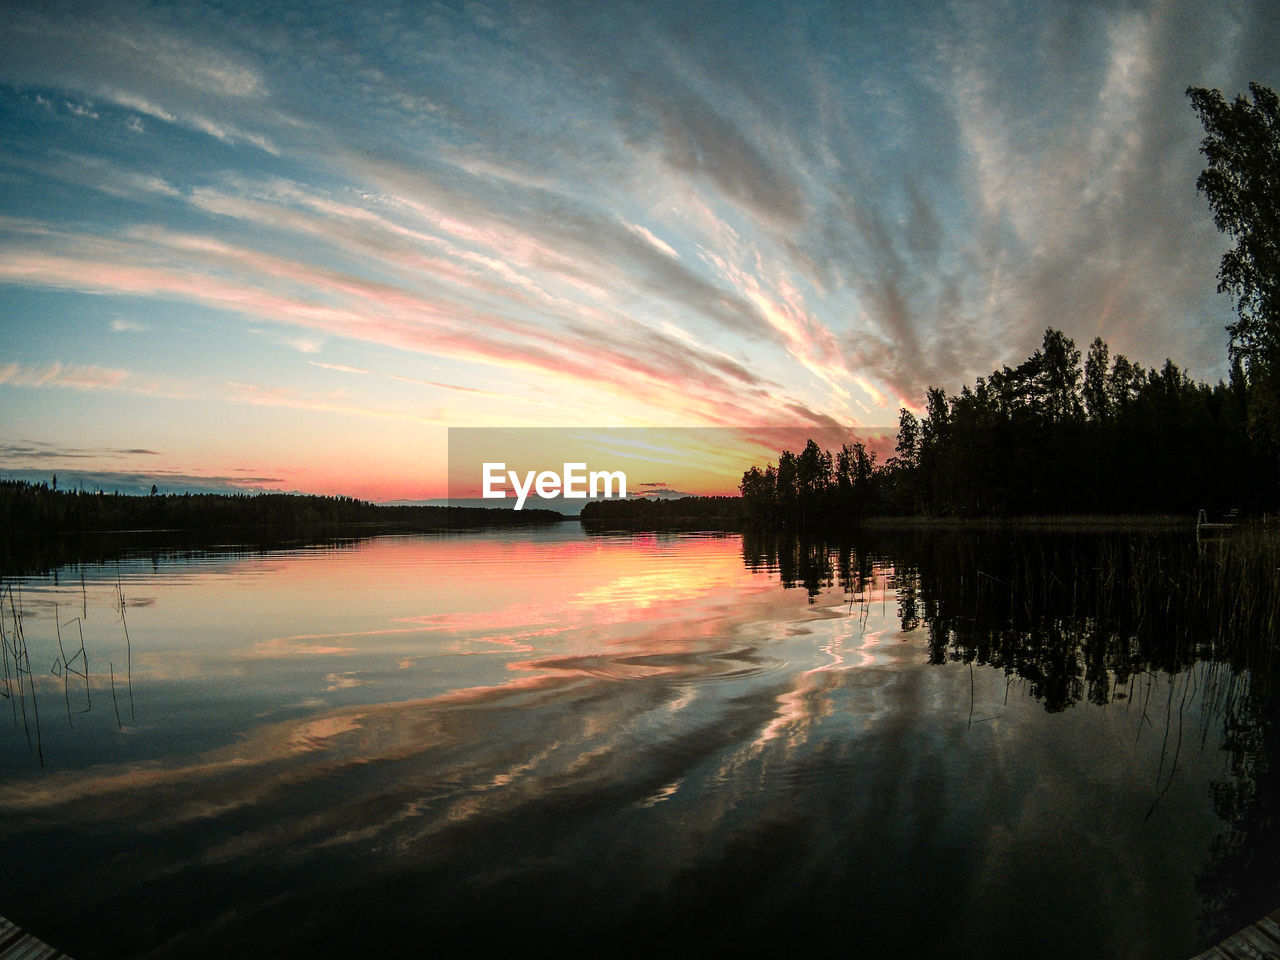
(0, 527, 1272, 958)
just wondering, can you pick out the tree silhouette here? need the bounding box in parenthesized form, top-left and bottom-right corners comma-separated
(738, 328, 1271, 523)
(1082, 337, 1110, 422)
(895, 408, 919, 466)
(1041, 328, 1083, 425)
(1189, 83, 1280, 463)
(795, 439, 832, 524)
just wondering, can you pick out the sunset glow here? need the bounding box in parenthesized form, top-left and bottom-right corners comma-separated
(2, 1, 1276, 499)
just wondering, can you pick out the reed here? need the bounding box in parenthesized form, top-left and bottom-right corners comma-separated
(51, 602, 91, 726)
(0, 582, 44, 765)
(116, 576, 135, 721)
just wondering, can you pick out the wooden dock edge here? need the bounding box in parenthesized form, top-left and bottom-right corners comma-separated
(0, 915, 74, 960)
(1191, 908, 1280, 960)
(5, 906, 1280, 960)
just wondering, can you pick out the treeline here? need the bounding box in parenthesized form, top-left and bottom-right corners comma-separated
(1, 481, 564, 535)
(740, 435, 880, 524)
(579, 495, 744, 528)
(742, 328, 1275, 521)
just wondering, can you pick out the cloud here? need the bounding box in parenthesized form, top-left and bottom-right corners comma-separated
(626, 222, 679, 259)
(0, 200, 812, 427)
(224, 381, 445, 424)
(64, 99, 99, 119)
(916, 0, 1250, 382)
(0, 359, 193, 398)
(630, 74, 806, 227)
(0, 442, 160, 460)
(0, 0, 1273, 476)
(250, 328, 326, 354)
(310, 360, 508, 398)
(2, 4, 846, 428)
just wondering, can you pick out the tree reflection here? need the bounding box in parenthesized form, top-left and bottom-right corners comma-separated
(1197, 681, 1280, 944)
(741, 525, 1280, 942)
(741, 527, 877, 602)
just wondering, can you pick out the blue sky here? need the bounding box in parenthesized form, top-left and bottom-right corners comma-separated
(1, 0, 1277, 499)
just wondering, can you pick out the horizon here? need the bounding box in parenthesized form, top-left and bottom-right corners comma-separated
(2, 1, 1278, 500)
(0, 477, 728, 523)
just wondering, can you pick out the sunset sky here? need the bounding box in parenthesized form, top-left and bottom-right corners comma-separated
(2, 0, 1278, 501)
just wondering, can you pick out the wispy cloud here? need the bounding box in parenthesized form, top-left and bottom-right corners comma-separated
(0, 360, 193, 398)
(225, 381, 445, 424)
(0, 203, 809, 426)
(0, 0, 1273, 497)
(309, 360, 507, 397)
(0, 442, 160, 460)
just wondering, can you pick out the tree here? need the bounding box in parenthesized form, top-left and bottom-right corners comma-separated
(1188, 83, 1280, 459)
(740, 464, 777, 520)
(1040, 328, 1083, 424)
(1083, 336, 1110, 421)
(795, 439, 833, 523)
(896, 408, 920, 466)
(1106, 353, 1144, 411)
(1189, 83, 1280, 368)
(835, 443, 855, 512)
(775, 449, 799, 517)
(851, 441, 876, 500)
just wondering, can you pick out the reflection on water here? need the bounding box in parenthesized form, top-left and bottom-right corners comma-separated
(0, 527, 1276, 958)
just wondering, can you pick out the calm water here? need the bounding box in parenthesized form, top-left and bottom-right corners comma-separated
(0, 526, 1274, 958)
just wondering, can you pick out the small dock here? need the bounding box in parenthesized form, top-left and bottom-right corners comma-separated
(1192, 908, 1280, 960)
(0, 916, 74, 960)
(4, 906, 1280, 959)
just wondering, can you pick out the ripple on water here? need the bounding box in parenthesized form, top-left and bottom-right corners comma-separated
(541, 645, 789, 686)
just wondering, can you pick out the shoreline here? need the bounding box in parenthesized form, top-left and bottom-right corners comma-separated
(861, 513, 1197, 530)
(579, 512, 1208, 532)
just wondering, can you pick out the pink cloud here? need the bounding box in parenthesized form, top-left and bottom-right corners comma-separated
(0, 359, 193, 398)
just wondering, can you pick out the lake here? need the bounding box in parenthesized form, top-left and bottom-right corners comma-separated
(1, 525, 1276, 958)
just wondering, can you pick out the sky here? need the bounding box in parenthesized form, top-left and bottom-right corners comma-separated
(1, 0, 1278, 501)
